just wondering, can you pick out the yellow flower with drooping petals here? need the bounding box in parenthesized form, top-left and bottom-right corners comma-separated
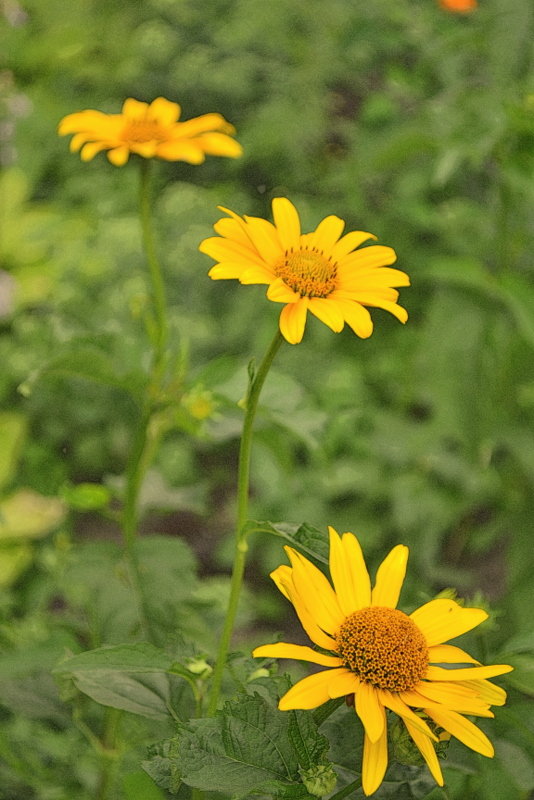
(253, 528, 512, 796)
(199, 198, 409, 344)
(58, 97, 242, 166)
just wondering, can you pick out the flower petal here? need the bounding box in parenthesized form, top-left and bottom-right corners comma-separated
(428, 644, 481, 665)
(252, 642, 342, 668)
(328, 670, 360, 698)
(270, 565, 338, 651)
(459, 679, 507, 706)
(330, 231, 377, 261)
(148, 96, 180, 125)
(107, 146, 130, 166)
(122, 98, 148, 119)
(414, 681, 493, 715)
(378, 689, 437, 740)
(362, 725, 388, 796)
(309, 215, 345, 254)
(279, 299, 309, 344)
(410, 599, 489, 646)
(328, 527, 357, 616)
(272, 197, 301, 252)
(334, 298, 373, 338)
(371, 544, 408, 608)
(426, 664, 513, 682)
(278, 668, 348, 710)
(425, 707, 494, 757)
(338, 244, 397, 271)
(267, 277, 300, 302)
(285, 547, 345, 634)
(307, 297, 345, 332)
(342, 532, 372, 609)
(242, 216, 283, 263)
(195, 132, 243, 158)
(356, 681, 386, 743)
(403, 718, 444, 787)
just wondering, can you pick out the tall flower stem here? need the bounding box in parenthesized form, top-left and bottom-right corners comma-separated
(207, 330, 284, 715)
(119, 159, 170, 641)
(328, 779, 362, 800)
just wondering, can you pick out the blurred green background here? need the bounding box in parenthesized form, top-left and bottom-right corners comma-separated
(1, 0, 534, 798)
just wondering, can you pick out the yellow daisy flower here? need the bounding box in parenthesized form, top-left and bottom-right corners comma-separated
(199, 198, 409, 344)
(58, 97, 243, 167)
(253, 527, 512, 796)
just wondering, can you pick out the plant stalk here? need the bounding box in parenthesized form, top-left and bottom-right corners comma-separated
(207, 330, 284, 715)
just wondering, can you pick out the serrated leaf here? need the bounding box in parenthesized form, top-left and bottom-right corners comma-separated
(244, 520, 329, 566)
(0, 489, 66, 541)
(122, 770, 168, 800)
(53, 643, 189, 721)
(149, 692, 330, 798)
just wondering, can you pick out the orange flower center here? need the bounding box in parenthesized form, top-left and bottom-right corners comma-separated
(122, 116, 166, 144)
(274, 249, 337, 298)
(335, 606, 428, 692)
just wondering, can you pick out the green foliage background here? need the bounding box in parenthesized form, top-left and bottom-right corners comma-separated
(1, 0, 534, 798)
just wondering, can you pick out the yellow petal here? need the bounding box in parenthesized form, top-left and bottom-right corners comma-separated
(403, 718, 444, 787)
(279, 299, 309, 344)
(309, 215, 345, 254)
(328, 670, 360, 698)
(307, 297, 345, 332)
(252, 642, 342, 668)
(270, 566, 338, 651)
(425, 707, 494, 757)
(428, 644, 481, 665)
(377, 689, 437, 740)
(176, 113, 232, 136)
(286, 547, 345, 634)
(242, 216, 283, 264)
(155, 141, 205, 163)
(371, 544, 408, 608)
(362, 725, 388, 796)
(272, 197, 301, 252)
(352, 295, 408, 324)
(341, 533, 372, 608)
(148, 97, 180, 125)
(459, 679, 507, 706)
(338, 244, 397, 270)
(132, 141, 158, 158)
(279, 668, 347, 710)
(356, 681, 386, 743)
(199, 236, 265, 268)
(267, 277, 300, 302)
(240, 265, 276, 285)
(80, 141, 108, 162)
(336, 266, 410, 290)
(414, 681, 492, 715)
(122, 98, 148, 118)
(214, 216, 250, 247)
(195, 132, 243, 158)
(328, 527, 357, 616)
(330, 231, 377, 261)
(332, 298, 373, 338)
(107, 146, 130, 166)
(426, 664, 513, 682)
(208, 263, 247, 280)
(410, 599, 488, 646)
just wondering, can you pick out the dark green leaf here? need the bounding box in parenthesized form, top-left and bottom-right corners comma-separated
(244, 520, 329, 566)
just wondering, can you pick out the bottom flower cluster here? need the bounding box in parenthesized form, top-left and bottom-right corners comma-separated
(253, 527, 512, 796)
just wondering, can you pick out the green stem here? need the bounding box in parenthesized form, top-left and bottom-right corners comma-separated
(95, 708, 122, 800)
(207, 330, 284, 715)
(117, 160, 170, 641)
(139, 158, 168, 382)
(328, 778, 362, 800)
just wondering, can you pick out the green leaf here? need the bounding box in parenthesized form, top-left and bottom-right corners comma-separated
(244, 520, 329, 566)
(61, 482, 112, 511)
(0, 542, 33, 587)
(53, 643, 190, 721)
(0, 411, 27, 492)
(122, 770, 168, 800)
(143, 738, 183, 795)
(147, 691, 330, 798)
(505, 654, 534, 697)
(0, 489, 66, 541)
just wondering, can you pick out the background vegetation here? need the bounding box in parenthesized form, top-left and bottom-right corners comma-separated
(1, 0, 534, 798)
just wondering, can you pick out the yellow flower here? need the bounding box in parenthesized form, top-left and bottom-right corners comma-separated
(253, 528, 512, 796)
(58, 97, 242, 166)
(199, 198, 409, 344)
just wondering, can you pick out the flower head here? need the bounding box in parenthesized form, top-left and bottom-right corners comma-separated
(58, 97, 242, 166)
(199, 198, 409, 344)
(253, 528, 512, 796)
(439, 0, 477, 12)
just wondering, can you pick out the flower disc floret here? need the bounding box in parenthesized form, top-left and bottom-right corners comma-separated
(274, 249, 337, 298)
(336, 606, 428, 692)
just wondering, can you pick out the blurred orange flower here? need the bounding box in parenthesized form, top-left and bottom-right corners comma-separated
(58, 97, 242, 166)
(439, 0, 477, 12)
